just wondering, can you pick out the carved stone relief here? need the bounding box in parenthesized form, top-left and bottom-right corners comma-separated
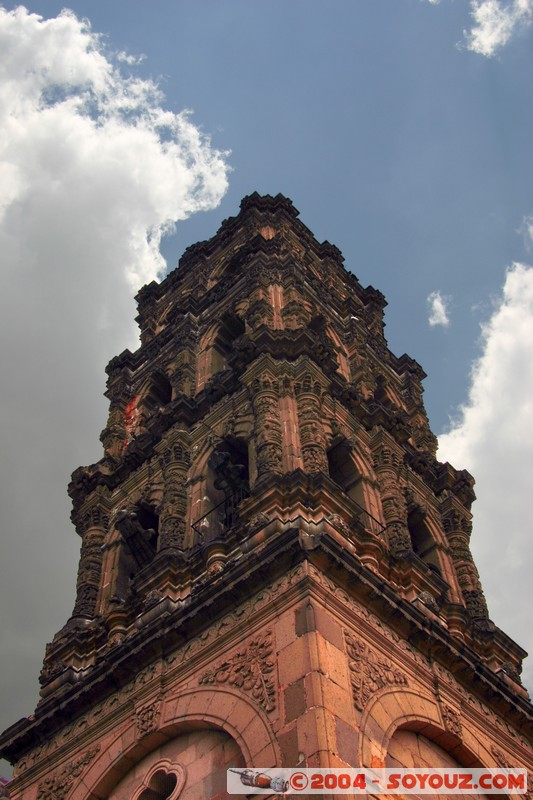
(135, 700, 161, 738)
(344, 630, 408, 712)
(157, 436, 191, 549)
(199, 631, 276, 712)
(36, 747, 99, 800)
(250, 377, 283, 476)
(441, 704, 463, 739)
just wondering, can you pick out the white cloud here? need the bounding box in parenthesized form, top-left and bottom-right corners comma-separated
(438, 263, 533, 690)
(520, 213, 533, 248)
(0, 4, 229, 751)
(464, 0, 533, 56)
(116, 50, 146, 66)
(427, 290, 451, 327)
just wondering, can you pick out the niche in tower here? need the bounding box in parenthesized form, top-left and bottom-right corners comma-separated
(143, 372, 173, 413)
(114, 501, 160, 595)
(210, 312, 245, 375)
(198, 438, 250, 542)
(327, 439, 365, 510)
(407, 506, 442, 576)
(208, 438, 250, 500)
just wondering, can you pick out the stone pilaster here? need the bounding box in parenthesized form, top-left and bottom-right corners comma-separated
(250, 375, 284, 477)
(157, 433, 191, 550)
(71, 505, 109, 619)
(295, 377, 328, 473)
(442, 507, 490, 624)
(372, 443, 411, 558)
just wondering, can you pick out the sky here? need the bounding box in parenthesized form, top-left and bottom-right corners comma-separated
(1, 0, 532, 779)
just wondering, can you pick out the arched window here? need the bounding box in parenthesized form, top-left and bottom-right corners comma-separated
(193, 438, 250, 545)
(138, 769, 179, 800)
(327, 440, 365, 508)
(131, 761, 186, 800)
(114, 502, 160, 594)
(407, 507, 442, 575)
(210, 313, 245, 374)
(144, 372, 173, 410)
(197, 313, 245, 391)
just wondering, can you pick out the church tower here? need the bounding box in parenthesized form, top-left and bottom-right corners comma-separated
(1, 194, 531, 799)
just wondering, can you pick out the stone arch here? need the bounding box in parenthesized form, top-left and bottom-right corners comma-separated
(374, 373, 404, 411)
(97, 490, 162, 609)
(358, 688, 494, 770)
(325, 324, 350, 380)
(74, 687, 280, 800)
(326, 434, 383, 525)
(188, 434, 252, 548)
(405, 498, 463, 604)
(327, 440, 368, 509)
(418, 509, 463, 603)
(196, 313, 245, 392)
(134, 371, 174, 419)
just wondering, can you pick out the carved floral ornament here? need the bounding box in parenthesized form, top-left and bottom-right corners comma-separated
(344, 630, 408, 712)
(36, 747, 99, 800)
(440, 704, 463, 738)
(199, 631, 276, 712)
(135, 700, 161, 738)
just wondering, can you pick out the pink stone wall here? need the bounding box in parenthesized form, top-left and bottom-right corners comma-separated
(108, 730, 245, 800)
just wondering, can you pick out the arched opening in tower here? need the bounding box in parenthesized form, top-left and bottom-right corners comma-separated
(145, 372, 173, 409)
(407, 508, 442, 577)
(114, 501, 160, 595)
(195, 438, 250, 544)
(327, 440, 365, 509)
(210, 313, 246, 374)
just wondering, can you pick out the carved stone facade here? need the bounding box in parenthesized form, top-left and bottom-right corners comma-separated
(199, 631, 276, 712)
(345, 631, 409, 711)
(1, 194, 531, 799)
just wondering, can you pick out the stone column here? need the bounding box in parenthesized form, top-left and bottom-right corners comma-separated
(100, 379, 130, 460)
(157, 433, 191, 550)
(295, 378, 328, 473)
(442, 508, 490, 624)
(250, 376, 283, 478)
(372, 444, 411, 557)
(71, 506, 109, 619)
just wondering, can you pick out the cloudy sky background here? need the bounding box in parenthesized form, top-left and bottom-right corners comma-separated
(0, 0, 532, 778)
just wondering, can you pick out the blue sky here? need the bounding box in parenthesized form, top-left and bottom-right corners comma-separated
(1, 0, 532, 779)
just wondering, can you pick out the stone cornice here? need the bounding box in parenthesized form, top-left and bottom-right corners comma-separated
(1, 522, 531, 765)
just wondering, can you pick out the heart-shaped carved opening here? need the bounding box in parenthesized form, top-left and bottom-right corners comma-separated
(138, 768, 178, 800)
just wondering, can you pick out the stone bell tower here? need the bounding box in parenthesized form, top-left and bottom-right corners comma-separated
(1, 194, 531, 799)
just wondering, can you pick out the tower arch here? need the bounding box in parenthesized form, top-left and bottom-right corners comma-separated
(72, 688, 279, 800)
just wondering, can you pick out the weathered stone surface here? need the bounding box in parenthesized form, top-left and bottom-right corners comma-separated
(2, 194, 531, 800)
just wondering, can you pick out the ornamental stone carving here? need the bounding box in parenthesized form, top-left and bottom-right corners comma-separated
(372, 445, 411, 558)
(295, 376, 328, 473)
(345, 630, 408, 711)
(199, 631, 276, 712)
(441, 704, 462, 739)
(281, 298, 311, 330)
(157, 435, 190, 549)
(443, 510, 490, 622)
(250, 378, 283, 476)
(136, 701, 161, 738)
(36, 747, 99, 800)
(418, 591, 440, 615)
(72, 531, 105, 618)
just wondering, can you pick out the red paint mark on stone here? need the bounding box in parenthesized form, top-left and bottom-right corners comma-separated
(123, 395, 141, 452)
(258, 225, 277, 240)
